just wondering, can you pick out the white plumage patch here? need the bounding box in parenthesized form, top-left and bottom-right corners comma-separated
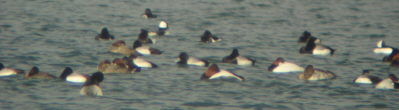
(272, 62, 304, 73)
(376, 78, 394, 89)
(209, 69, 243, 81)
(187, 57, 205, 66)
(159, 21, 168, 28)
(66, 73, 87, 83)
(136, 46, 151, 55)
(80, 85, 103, 96)
(312, 45, 332, 55)
(373, 48, 392, 54)
(0, 68, 17, 76)
(236, 56, 253, 65)
(354, 76, 372, 84)
(133, 58, 153, 68)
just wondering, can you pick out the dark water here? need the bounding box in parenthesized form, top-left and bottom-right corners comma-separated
(1, 0, 399, 109)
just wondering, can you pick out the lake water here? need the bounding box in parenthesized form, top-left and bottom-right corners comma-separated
(1, 0, 399, 109)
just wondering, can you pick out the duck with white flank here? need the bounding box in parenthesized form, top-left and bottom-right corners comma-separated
(125, 54, 157, 68)
(60, 67, 88, 83)
(382, 48, 399, 62)
(353, 70, 381, 84)
(200, 30, 221, 43)
(201, 64, 244, 82)
(133, 40, 163, 55)
(109, 40, 137, 55)
(176, 52, 209, 67)
(298, 65, 336, 81)
(298, 31, 318, 43)
(0, 63, 24, 77)
(149, 21, 169, 36)
(141, 8, 157, 18)
(95, 27, 114, 40)
(80, 72, 104, 96)
(375, 74, 399, 89)
(26, 67, 56, 79)
(373, 40, 397, 54)
(138, 29, 156, 44)
(268, 57, 304, 73)
(222, 49, 255, 66)
(97, 58, 140, 74)
(300, 37, 335, 55)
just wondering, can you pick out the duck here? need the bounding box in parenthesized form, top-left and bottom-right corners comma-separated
(200, 64, 244, 82)
(267, 57, 304, 73)
(141, 8, 157, 18)
(298, 65, 336, 81)
(60, 67, 88, 83)
(80, 72, 104, 96)
(222, 49, 255, 66)
(97, 58, 140, 74)
(138, 29, 156, 44)
(353, 70, 382, 84)
(298, 31, 318, 43)
(109, 40, 137, 55)
(382, 48, 399, 62)
(373, 40, 397, 54)
(391, 57, 399, 67)
(25, 67, 56, 79)
(125, 54, 157, 68)
(200, 30, 221, 43)
(375, 74, 399, 89)
(149, 21, 169, 36)
(300, 37, 335, 55)
(0, 63, 24, 76)
(95, 27, 115, 40)
(176, 52, 209, 67)
(133, 40, 163, 55)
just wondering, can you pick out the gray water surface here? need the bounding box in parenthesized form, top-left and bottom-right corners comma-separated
(1, 0, 399, 109)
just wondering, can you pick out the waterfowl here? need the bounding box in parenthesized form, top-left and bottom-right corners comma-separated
(109, 40, 137, 55)
(373, 40, 397, 54)
(300, 37, 335, 55)
(149, 21, 169, 36)
(353, 70, 381, 84)
(80, 72, 104, 96)
(382, 48, 399, 62)
(95, 27, 114, 40)
(268, 57, 304, 73)
(138, 29, 156, 44)
(391, 57, 399, 67)
(298, 65, 336, 81)
(222, 49, 255, 66)
(60, 67, 88, 83)
(176, 52, 209, 67)
(200, 30, 221, 43)
(133, 40, 163, 55)
(298, 31, 318, 43)
(0, 63, 24, 76)
(97, 58, 140, 74)
(141, 8, 157, 18)
(375, 74, 399, 89)
(126, 54, 157, 68)
(200, 64, 244, 82)
(26, 67, 56, 79)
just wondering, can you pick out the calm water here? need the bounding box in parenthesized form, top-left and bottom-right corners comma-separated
(1, 0, 399, 109)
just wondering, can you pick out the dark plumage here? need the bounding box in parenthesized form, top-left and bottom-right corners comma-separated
(200, 30, 221, 43)
(133, 40, 163, 55)
(298, 31, 317, 43)
(95, 28, 115, 40)
(141, 8, 157, 18)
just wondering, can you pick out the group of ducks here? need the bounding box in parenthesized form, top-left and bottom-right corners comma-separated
(1, 9, 399, 97)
